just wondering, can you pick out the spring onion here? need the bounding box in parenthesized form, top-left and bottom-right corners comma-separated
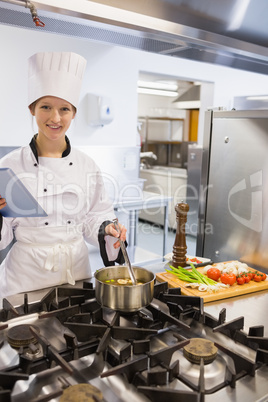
(166, 263, 218, 286)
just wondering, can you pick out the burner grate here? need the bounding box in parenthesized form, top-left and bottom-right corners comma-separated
(1, 280, 268, 401)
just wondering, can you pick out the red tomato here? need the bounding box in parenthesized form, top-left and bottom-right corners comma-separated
(241, 273, 251, 283)
(247, 271, 255, 280)
(237, 276, 245, 285)
(254, 273, 262, 282)
(261, 273, 267, 281)
(220, 273, 237, 286)
(206, 268, 221, 281)
(188, 257, 202, 264)
(252, 270, 259, 280)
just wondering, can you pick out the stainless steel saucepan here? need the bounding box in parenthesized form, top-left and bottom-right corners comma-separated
(94, 266, 155, 312)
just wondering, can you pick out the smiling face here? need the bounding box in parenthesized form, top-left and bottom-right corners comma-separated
(29, 96, 76, 143)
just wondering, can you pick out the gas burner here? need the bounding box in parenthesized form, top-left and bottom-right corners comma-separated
(23, 342, 43, 360)
(1, 281, 268, 402)
(183, 338, 218, 365)
(7, 324, 40, 348)
(59, 383, 103, 402)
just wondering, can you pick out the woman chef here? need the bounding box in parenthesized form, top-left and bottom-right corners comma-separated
(0, 51, 126, 298)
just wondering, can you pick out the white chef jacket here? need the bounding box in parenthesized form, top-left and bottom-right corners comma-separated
(0, 137, 120, 298)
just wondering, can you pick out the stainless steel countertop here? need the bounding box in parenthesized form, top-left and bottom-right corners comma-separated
(113, 190, 172, 210)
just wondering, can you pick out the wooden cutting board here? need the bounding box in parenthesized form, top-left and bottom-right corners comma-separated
(156, 265, 268, 303)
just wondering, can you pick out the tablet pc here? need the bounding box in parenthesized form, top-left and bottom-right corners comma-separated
(0, 168, 47, 217)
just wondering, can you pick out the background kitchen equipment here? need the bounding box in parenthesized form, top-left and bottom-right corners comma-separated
(197, 109, 268, 272)
(139, 166, 187, 229)
(139, 116, 194, 168)
(186, 143, 203, 238)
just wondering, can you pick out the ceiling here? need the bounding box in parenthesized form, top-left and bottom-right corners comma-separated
(0, 0, 268, 74)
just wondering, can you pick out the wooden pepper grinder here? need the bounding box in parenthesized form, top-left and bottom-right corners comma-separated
(172, 201, 189, 268)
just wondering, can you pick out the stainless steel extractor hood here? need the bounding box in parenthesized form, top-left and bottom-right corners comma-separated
(0, 0, 268, 75)
(173, 85, 201, 109)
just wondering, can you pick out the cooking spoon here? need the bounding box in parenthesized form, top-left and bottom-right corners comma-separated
(112, 218, 137, 285)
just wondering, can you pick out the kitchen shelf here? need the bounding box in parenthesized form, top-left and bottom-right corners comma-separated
(139, 116, 184, 121)
(146, 140, 182, 145)
(139, 116, 188, 167)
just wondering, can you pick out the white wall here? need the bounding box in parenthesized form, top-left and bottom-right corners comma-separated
(1, 23, 268, 148)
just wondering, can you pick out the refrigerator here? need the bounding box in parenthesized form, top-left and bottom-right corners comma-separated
(196, 109, 268, 272)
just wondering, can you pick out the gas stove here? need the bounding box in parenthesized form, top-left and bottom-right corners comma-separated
(0, 276, 268, 402)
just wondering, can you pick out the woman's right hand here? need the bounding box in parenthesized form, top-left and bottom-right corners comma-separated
(0, 196, 7, 210)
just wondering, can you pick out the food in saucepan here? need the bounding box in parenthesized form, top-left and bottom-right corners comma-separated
(101, 278, 145, 286)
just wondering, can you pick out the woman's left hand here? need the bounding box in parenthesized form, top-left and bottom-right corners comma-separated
(105, 221, 127, 249)
(0, 196, 7, 210)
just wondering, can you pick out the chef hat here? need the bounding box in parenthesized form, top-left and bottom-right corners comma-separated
(28, 51, 87, 108)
